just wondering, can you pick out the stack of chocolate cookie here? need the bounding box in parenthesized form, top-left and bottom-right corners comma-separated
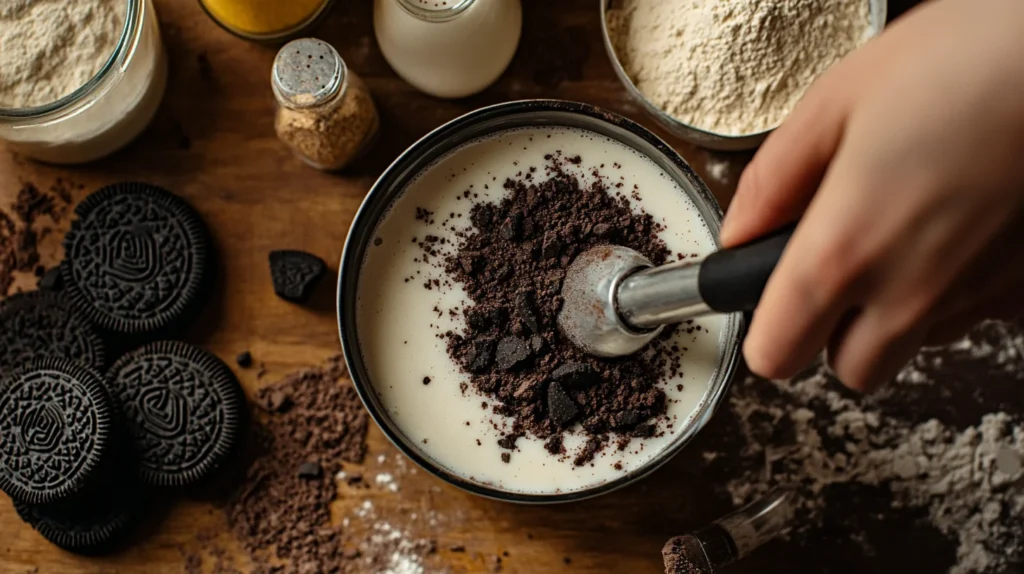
(0, 183, 247, 554)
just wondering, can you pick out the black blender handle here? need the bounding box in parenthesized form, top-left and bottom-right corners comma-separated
(698, 224, 796, 313)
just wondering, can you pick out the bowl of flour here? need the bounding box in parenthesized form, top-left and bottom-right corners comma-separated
(602, 0, 887, 151)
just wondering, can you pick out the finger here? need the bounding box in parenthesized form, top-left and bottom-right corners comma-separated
(824, 308, 860, 373)
(720, 65, 857, 248)
(743, 143, 874, 381)
(828, 306, 930, 393)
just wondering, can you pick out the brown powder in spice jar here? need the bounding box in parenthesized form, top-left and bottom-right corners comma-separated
(275, 73, 379, 171)
(429, 152, 687, 465)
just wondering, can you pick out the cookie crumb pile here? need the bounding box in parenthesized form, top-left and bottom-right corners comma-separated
(426, 152, 693, 465)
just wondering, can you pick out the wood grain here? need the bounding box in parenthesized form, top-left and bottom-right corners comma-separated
(0, 1, 926, 573)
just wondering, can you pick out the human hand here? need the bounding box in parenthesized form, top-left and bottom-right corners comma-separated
(720, 0, 1024, 392)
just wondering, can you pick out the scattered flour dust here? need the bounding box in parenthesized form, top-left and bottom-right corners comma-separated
(703, 154, 734, 186)
(376, 472, 400, 493)
(708, 320, 1024, 574)
(346, 496, 444, 574)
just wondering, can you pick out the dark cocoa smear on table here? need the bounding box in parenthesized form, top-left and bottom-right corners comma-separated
(0, 180, 75, 296)
(211, 356, 369, 574)
(422, 152, 690, 465)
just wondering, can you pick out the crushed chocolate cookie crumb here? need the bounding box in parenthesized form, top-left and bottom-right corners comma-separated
(297, 461, 323, 479)
(434, 154, 678, 464)
(497, 434, 520, 450)
(1, 180, 75, 295)
(222, 356, 368, 574)
(544, 435, 565, 455)
(236, 350, 253, 368)
(574, 436, 605, 467)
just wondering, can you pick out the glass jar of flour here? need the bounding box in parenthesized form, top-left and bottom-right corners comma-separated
(373, 0, 522, 99)
(0, 0, 168, 164)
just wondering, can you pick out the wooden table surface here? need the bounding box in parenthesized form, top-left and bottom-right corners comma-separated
(0, 1, 927, 573)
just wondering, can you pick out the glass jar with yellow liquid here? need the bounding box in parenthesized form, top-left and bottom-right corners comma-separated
(199, 0, 335, 42)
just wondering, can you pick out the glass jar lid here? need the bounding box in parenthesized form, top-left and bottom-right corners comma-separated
(272, 38, 346, 109)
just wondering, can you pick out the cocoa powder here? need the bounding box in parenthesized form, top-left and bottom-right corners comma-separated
(217, 356, 369, 574)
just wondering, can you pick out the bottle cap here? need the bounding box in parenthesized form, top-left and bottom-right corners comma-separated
(272, 38, 346, 109)
(397, 0, 474, 22)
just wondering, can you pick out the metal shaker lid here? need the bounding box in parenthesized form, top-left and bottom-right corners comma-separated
(272, 38, 346, 109)
(396, 0, 475, 22)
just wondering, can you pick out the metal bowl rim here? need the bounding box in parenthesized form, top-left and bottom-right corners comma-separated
(337, 99, 745, 504)
(598, 0, 889, 151)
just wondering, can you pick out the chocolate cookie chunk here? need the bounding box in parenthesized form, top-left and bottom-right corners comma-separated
(0, 291, 105, 372)
(61, 183, 210, 337)
(13, 479, 145, 554)
(106, 341, 246, 488)
(37, 265, 64, 291)
(551, 363, 598, 389)
(269, 250, 327, 303)
(0, 359, 114, 505)
(547, 382, 579, 428)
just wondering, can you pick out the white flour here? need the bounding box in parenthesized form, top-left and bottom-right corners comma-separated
(0, 0, 127, 108)
(703, 154, 734, 186)
(712, 320, 1024, 573)
(607, 0, 874, 135)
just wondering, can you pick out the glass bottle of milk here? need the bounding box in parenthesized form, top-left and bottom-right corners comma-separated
(373, 0, 523, 99)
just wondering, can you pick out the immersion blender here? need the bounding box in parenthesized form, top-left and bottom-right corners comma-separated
(663, 487, 798, 574)
(558, 225, 794, 357)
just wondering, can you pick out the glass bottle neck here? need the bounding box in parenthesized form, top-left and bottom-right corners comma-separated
(396, 0, 475, 22)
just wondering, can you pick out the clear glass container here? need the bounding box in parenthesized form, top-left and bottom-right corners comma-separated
(272, 38, 380, 172)
(198, 0, 335, 43)
(0, 0, 168, 165)
(373, 0, 522, 99)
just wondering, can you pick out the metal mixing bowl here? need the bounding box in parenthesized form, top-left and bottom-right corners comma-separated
(599, 0, 889, 151)
(337, 100, 744, 503)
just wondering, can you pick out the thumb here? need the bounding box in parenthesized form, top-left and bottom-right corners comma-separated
(720, 67, 856, 247)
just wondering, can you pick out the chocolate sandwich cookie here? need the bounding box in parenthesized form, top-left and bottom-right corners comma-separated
(106, 341, 246, 488)
(0, 291, 106, 372)
(61, 183, 210, 337)
(0, 359, 114, 505)
(13, 480, 146, 554)
(269, 250, 326, 303)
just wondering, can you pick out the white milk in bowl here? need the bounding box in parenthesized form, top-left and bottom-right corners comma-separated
(357, 125, 729, 496)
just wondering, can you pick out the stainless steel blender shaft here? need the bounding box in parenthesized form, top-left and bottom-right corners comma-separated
(617, 259, 711, 329)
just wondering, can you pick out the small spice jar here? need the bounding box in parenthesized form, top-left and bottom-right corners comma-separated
(272, 38, 379, 172)
(199, 0, 334, 42)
